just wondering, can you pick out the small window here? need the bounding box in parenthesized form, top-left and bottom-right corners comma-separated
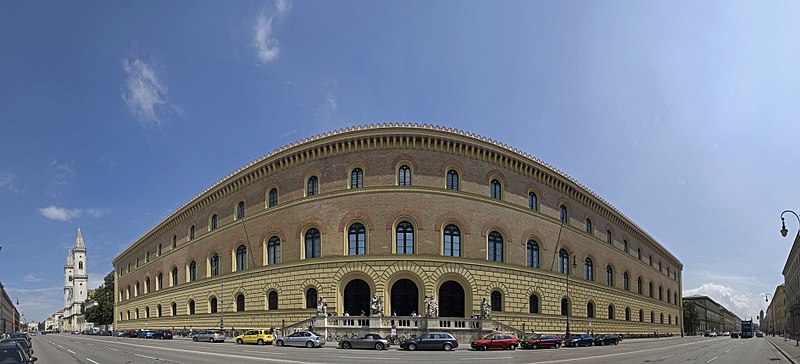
(210, 297, 218, 313)
(396, 221, 414, 254)
(443, 224, 460, 257)
(210, 214, 218, 231)
(171, 302, 177, 316)
(348, 223, 366, 255)
(268, 291, 278, 310)
(189, 225, 196, 240)
(268, 188, 278, 207)
(623, 272, 630, 291)
(172, 235, 177, 249)
(558, 249, 570, 274)
(307, 176, 319, 196)
(210, 253, 219, 277)
(267, 236, 281, 265)
(585, 218, 592, 234)
(488, 231, 503, 262)
(305, 228, 321, 259)
(529, 295, 539, 314)
(171, 267, 178, 287)
(625, 307, 631, 321)
(398, 165, 411, 186)
(527, 240, 540, 268)
(236, 294, 245, 312)
(145, 252, 149, 263)
(528, 192, 538, 210)
(639, 309, 644, 322)
(236, 245, 248, 271)
(237, 201, 246, 219)
(157, 244, 162, 256)
(587, 302, 595, 318)
(637, 248, 641, 259)
(649, 282, 654, 298)
(188, 300, 196, 315)
(446, 170, 459, 190)
(490, 179, 502, 199)
(157, 305, 162, 317)
(606, 230, 612, 244)
(637, 277, 643, 294)
(351, 168, 364, 189)
(188, 261, 197, 282)
(490, 291, 502, 312)
(157, 273, 163, 290)
(561, 298, 569, 316)
(608, 305, 614, 320)
(306, 288, 318, 309)
(606, 265, 613, 286)
(623, 239, 629, 253)
(560, 205, 568, 223)
(649, 255, 653, 265)
(584, 257, 593, 281)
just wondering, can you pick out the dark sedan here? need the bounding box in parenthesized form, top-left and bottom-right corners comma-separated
(399, 332, 458, 351)
(521, 333, 562, 349)
(153, 330, 173, 339)
(564, 334, 594, 347)
(593, 334, 620, 346)
(0, 342, 37, 363)
(0, 339, 32, 358)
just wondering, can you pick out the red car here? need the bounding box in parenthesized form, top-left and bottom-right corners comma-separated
(521, 333, 562, 349)
(470, 333, 520, 350)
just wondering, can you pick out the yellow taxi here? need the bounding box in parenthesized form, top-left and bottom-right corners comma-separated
(234, 329, 275, 345)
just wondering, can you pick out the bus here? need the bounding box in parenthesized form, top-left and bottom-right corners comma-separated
(741, 320, 753, 338)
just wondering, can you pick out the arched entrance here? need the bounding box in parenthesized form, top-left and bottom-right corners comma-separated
(438, 281, 465, 317)
(390, 279, 419, 316)
(343, 279, 370, 316)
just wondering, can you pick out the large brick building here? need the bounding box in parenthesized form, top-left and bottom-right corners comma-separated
(113, 124, 683, 335)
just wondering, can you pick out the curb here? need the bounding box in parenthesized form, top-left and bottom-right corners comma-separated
(767, 337, 799, 364)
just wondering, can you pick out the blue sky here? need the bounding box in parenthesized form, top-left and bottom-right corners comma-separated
(1, 1, 799, 323)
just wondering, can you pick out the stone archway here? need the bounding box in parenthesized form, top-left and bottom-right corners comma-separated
(390, 279, 419, 316)
(343, 279, 370, 316)
(438, 281, 465, 317)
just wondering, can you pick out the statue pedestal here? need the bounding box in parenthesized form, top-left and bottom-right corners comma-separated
(369, 316, 381, 329)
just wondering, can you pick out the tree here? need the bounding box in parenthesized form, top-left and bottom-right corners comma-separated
(683, 300, 700, 336)
(85, 271, 114, 326)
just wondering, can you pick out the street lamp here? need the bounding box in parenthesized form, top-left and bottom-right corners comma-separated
(780, 210, 800, 338)
(565, 252, 577, 340)
(766, 293, 775, 337)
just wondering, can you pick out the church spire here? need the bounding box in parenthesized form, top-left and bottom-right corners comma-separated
(74, 227, 85, 251)
(66, 248, 74, 266)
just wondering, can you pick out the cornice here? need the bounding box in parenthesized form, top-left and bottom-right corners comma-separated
(114, 123, 680, 268)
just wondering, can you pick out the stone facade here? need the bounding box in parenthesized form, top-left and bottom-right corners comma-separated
(765, 284, 786, 336)
(783, 231, 800, 337)
(113, 124, 683, 335)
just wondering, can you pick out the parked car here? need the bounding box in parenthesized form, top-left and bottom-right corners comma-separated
(235, 330, 274, 345)
(0, 339, 33, 358)
(565, 334, 595, 347)
(274, 331, 325, 348)
(137, 330, 155, 339)
(338, 333, 390, 350)
(593, 334, 620, 346)
(153, 330, 173, 339)
(521, 333, 562, 349)
(756, 331, 764, 338)
(470, 332, 519, 351)
(0, 342, 37, 363)
(730, 332, 740, 338)
(192, 330, 226, 343)
(399, 332, 458, 351)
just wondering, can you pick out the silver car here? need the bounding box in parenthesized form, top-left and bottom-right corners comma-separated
(275, 331, 325, 348)
(339, 333, 390, 350)
(192, 330, 226, 343)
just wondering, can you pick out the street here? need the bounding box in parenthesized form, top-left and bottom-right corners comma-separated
(30, 334, 791, 364)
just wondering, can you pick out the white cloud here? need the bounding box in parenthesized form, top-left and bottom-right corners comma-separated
(254, 14, 280, 64)
(684, 282, 766, 321)
(22, 273, 43, 283)
(45, 160, 76, 197)
(0, 172, 18, 193)
(39, 205, 81, 221)
(276, 0, 292, 17)
(122, 58, 176, 126)
(85, 208, 109, 218)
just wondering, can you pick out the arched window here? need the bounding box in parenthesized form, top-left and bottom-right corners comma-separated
(210, 214, 218, 231)
(606, 265, 613, 286)
(659, 261, 662, 271)
(307, 176, 319, 196)
(236, 201, 246, 219)
(587, 302, 595, 318)
(268, 188, 278, 207)
(443, 224, 460, 257)
(639, 309, 644, 322)
(649, 282, 654, 298)
(668, 314, 672, 325)
(561, 298, 569, 316)
(488, 231, 503, 262)
(157, 273, 163, 290)
(490, 179, 502, 199)
(348, 223, 366, 255)
(305, 229, 321, 258)
(157, 304, 162, 317)
(145, 277, 151, 294)
(210, 253, 219, 277)
(585, 218, 592, 234)
(210, 297, 218, 313)
(660, 312, 664, 324)
(674, 292, 678, 306)
(528, 192, 538, 210)
(491, 291, 502, 311)
(188, 261, 197, 282)
(189, 225, 196, 240)
(135, 308, 139, 319)
(171, 302, 177, 316)
(395, 221, 414, 254)
(558, 249, 570, 274)
(560, 205, 568, 223)
(236, 294, 245, 312)
(667, 289, 671, 303)
(236, 245, 248, 271)
(79, 261, 84, 269)
(306, 288, 317, 309)
(637, 248, 641, 259)
(267, 236, 281, 265)
(606, 230, 612, 244)
(135, 282, 139, 296)
(584, 258, 593, 281)
(623, 272, 630, 291)
(527, 240, 540, 268)
(608, 305, 614, 320)
(398, 165, 411, 186)
(350, 168, 363, 189)
(172, 235, 177, 249)
(188, 300, 195, 315)
(268, 291, 278, 310)
(637, 277, 643, 294)
(171, 267, 178, 287)
(659, 286, 663, 300)
(158, 244, 162, 256)
(650, 311, 654, 323)
(529, 295, 539, 314)
(625, 307, 631, 321)
(446, 170, 459, 190)
(623, 239, 629, 253)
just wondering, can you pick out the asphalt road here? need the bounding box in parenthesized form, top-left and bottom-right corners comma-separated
(30, 334, 789, 364)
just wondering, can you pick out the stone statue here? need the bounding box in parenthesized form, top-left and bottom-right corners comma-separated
(316, 296, 328, 317)
(370, 294, 384, 316)
(426, 296, 439, 317)
(480, 297, 491, 320)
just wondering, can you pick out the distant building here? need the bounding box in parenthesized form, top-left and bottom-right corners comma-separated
(0, 282, 17, 333)
(62, 228, 88, 332)
(683, 295, 740, 334)
(764, 284, 786, 336)
(783, 231, 800, 337)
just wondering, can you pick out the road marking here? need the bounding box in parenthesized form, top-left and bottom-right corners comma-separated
(86, 359, 100, 364)
(461, 358, 514, 361)
(136, 354, 161, 361)
(707, 356, 719, 363)
(339, 356, 384, 360)
(67, 349, 76, 354)
(724, 349, 731, 353)
(524, 340, 720, 364)
(57, 345, 64, 348)
(659, 354, 675, 360)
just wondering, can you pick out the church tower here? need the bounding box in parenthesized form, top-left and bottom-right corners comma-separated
(73, 228, 88, 304)
(64, 248, 74, 310)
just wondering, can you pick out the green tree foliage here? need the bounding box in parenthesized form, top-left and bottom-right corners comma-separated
(683, 300, 700, 335)
(84, 271, 115, 326)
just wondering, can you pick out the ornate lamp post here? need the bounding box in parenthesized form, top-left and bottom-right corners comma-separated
(780, 210, 800, 339)
(565, 253, 577, 339)
(765, 293, 775, 337)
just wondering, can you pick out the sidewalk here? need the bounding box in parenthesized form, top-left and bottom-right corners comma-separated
(766, 336, 800, 364)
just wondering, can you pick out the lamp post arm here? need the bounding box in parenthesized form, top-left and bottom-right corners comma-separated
(783, 210, 800, 227)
